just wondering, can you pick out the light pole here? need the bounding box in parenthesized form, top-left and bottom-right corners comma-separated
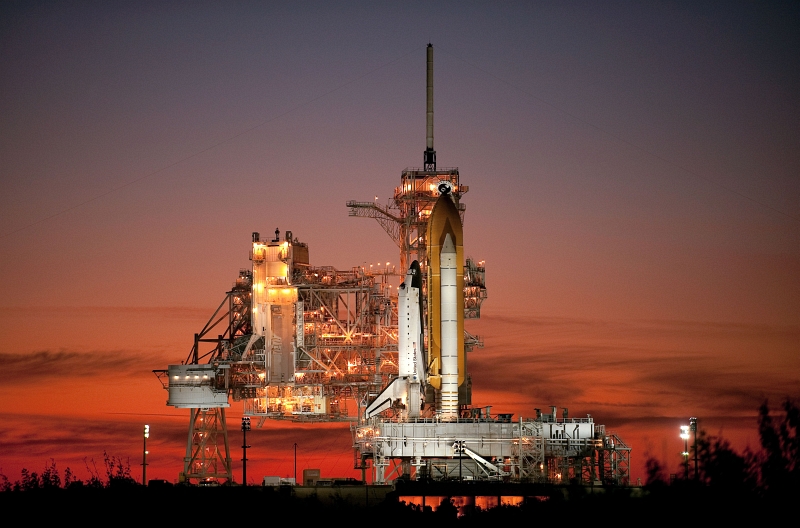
(293, 442, 297, 485)
(680, 425, 690, 480)
(690, 417, 698, 481)
(142, 424, 149, 486)
(241, 416, 251, 486)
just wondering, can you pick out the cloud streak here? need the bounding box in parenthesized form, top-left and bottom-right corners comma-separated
(466, 314, 800, 430)
(1, 349, 163, 384)
(0, 306, 213, 320)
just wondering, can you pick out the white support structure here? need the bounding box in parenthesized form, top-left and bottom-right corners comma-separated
(353, 410, 629, 486)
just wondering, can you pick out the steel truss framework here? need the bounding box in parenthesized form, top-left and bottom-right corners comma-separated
(240, 268, 401, 421)
(157, 262, 401, 483)
(348, 168, 487, 323)
(181, 408, 232, 483)
(154, 272, 250, 483)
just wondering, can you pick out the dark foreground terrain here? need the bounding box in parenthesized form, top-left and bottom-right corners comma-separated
(0, 481, 788, 525)
(4, 399, 796, 523)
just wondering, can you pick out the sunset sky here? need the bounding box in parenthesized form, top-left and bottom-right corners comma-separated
(1, 2, 798, 484)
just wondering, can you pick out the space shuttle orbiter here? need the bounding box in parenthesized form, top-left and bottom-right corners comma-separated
(364, 260, 426, 419)
(364, 43, 468, 422)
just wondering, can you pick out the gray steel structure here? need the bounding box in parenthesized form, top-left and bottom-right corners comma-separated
(353, 405, 630, 486)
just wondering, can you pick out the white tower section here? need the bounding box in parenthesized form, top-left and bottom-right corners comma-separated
(251, 233, 298, 384)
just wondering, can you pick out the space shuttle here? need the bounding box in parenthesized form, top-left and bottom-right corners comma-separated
(365, 45, 467, 422)
(365, 260, 426, 419)
(365, 182, 465, 421)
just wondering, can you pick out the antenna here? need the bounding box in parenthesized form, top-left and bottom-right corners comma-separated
(424, 43, 436, 171)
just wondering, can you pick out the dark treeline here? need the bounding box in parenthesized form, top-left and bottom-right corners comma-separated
(645, 398, 799, 496)
(0, 451, 136, 492)
(1, 399, 796, 522)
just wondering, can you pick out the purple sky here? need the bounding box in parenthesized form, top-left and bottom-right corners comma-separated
(1, 1, 798, 483)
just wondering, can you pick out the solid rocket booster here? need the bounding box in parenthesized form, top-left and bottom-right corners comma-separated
(426, 187, 465, 419)
(364, 261, 426, 419)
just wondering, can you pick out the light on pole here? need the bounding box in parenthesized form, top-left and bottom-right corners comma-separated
(241, 416, 251, 486)
(690, 417, 698, 481)
(142, 424, 149, 486)
(680, 425, 690, 480)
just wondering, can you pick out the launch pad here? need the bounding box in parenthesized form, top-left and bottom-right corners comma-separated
(354, 408, 629, 485)
(155, 44, 630, 486)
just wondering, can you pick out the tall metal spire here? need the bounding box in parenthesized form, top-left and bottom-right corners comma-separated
(424, 43, 436, 171)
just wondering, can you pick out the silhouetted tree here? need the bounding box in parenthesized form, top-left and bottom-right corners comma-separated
(40, 459, 61, 489)
(644, 457, 668, 487)
(63, 466, 77, 489)
(695, 432, 756, 492)
(102, 452, 137, 487)
(19, 468, 40, 491)
(84, 457, 104, 488)
(756, 398, 800, 496)
(435, 497, 459, 523)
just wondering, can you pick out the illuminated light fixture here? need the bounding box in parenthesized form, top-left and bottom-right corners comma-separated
(680, 425, 690, 439)
(142, 425, 150, 485)
(680, 424, 691, 479)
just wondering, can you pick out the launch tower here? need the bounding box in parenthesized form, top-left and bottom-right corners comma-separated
(155, 44, 629, 487)
(350, 44, 630, 485)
